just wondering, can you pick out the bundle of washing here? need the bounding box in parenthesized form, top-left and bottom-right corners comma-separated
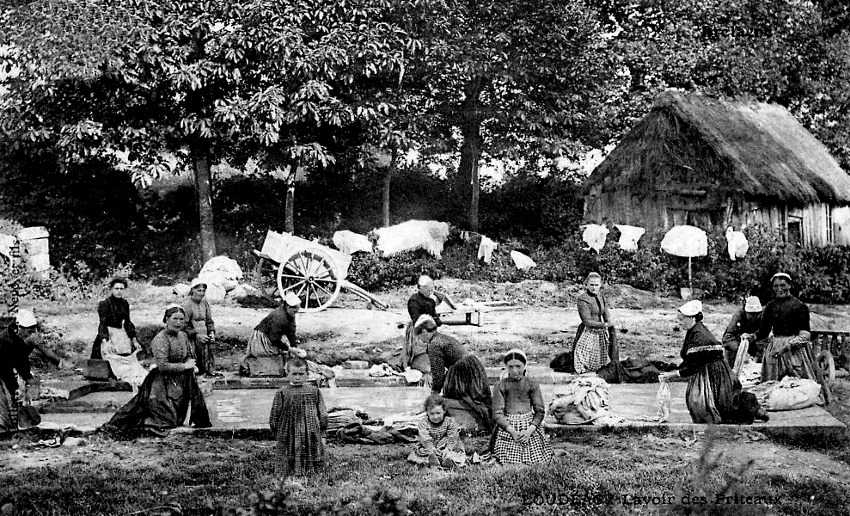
(510, 250, 536, 270)
(383, 412, 424, 434)
(548, 376, 620, 425)
(748, 377, 822, 411)
(334, 421, 417, 445)
(327, 408, 361, 433)
(738, 361, 761, 389)
(307, 359, 336, 387)
(374, 220, 451, 258)
(333, 230, 373, 255)
(367, 363, 402, 378)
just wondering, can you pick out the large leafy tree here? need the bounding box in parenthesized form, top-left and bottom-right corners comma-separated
(586, 0, 849, 166)
(401, 0, 616, 231)
(2, 0, 410, 260)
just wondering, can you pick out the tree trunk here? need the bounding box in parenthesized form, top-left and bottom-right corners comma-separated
(382, 146, 398, 227)
(193, 149, 217, 261)
(285, 183, 295, 234)
(456, 77, 485, 231)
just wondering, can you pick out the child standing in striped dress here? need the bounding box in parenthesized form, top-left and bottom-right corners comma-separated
(269, 357, 328, 478)
(492, 349, 553, 465)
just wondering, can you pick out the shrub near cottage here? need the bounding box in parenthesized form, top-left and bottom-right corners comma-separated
(347, 224, 850, 304)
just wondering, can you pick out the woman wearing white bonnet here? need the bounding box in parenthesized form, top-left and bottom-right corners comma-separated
(240, 291, 304, 376)
(1, 309, 61, 431)
(659, 300, 767, 424)
(183, 278, 217, 376)
(721, 295, 765, 365)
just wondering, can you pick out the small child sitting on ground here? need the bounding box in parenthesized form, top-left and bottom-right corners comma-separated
(407, 393, 466, 469)
(492, 348, 553, 465)
(269, 357, 328, 479)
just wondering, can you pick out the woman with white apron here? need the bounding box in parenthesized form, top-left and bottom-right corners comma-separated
(93, 278, 147, 392)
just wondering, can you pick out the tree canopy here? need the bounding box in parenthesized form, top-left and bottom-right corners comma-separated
(2, 0, 414, 259)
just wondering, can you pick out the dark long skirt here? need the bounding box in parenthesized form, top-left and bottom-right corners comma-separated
(102, 368, 211, 437)
(686, 359, 762, 424)
(443, 354, 492, 432)
(193, 338, 215, 375)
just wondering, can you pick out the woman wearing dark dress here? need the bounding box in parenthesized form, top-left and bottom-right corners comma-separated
(722, 295, 765, 365)
(659, 300, 766, 424)
(102, 304, 210, 437)
(757, 273, 815, 380)
(91, 277, 139, 360)
(402, 276, 453, 383)
(757, 272, 831, 402)
(414, 315, 492, 432)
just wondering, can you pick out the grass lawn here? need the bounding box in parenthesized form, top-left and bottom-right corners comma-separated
(2, 430, 849, 516)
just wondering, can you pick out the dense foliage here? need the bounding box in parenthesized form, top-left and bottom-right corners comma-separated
(2, 0, 850, 305)
(347, 225, 850, 305)
(4, 157, 850, 305)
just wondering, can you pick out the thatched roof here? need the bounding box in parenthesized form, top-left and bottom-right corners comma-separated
(586, 91, 850, 204)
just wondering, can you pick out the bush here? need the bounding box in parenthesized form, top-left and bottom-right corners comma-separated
(347, 224, 850, 304)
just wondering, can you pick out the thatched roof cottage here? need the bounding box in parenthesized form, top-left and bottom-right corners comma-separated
(583, 91, 850, 246)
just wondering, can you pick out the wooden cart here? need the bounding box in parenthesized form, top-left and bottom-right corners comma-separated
(252, 230, 387, 312)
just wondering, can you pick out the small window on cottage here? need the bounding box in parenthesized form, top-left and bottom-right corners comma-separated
(787, 216, 803, 245)
(826, 205, 834, 243)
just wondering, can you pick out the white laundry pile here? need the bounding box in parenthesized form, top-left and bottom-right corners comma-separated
(581, 224, 609, 253)
(333, 230, 373, 255)
(374, 220, 451, 258)
(748, 377, 822, 411)
(477, 235, 497, 264)
(547, 376, 622, 425)
(613, 224, 645, 252)
(510, 250, 536, 270)
(368, 363, 402, 378)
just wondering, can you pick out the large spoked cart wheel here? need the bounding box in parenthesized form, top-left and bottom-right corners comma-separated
(251, 230, 388, 312)
(276, 248, 342, 312)
(252, 254, 280, 298)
